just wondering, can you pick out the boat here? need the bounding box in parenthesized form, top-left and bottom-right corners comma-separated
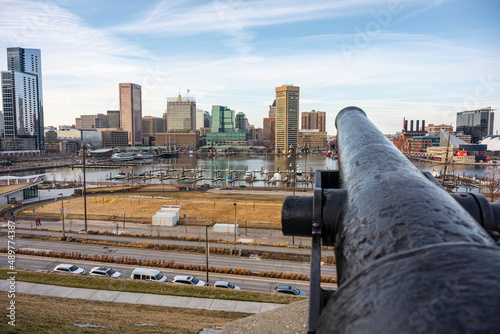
(111, 152, 134, 162)
(270, 172, 281, 184)
(296, 167, 303, 176)
(244, 171, 254, 181)
(161, 151, 179, 158)
(134, 152, 154, 160)
(113, 172, 127, 179)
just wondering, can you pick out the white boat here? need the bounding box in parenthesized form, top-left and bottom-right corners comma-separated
(111, 153, 134, 162)
(134, 152, 154, 160)
(113, 172, 127, 179)
(244, 171, 253, 181)
(270, 172, 281, 184)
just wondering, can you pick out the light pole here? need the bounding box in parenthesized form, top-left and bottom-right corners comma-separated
(123, 211, 126, 229)
(59, 193, 66, 239)
(205, 224, 210, 285)
(233, 202, 237, 254)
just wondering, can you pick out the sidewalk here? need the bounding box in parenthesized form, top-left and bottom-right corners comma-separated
(0, 280, 283, 314)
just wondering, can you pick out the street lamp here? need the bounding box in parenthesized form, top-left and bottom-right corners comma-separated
(59, 193, 66, 239)
(233, 202, 237, 254)
(205, 224, 210, 285)
(287, 145, 301, 196)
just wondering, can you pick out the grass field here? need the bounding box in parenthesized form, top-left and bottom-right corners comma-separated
(0, 292, 247, 333)
(0, 269, 304, 304)
(19, 191, 285, 228)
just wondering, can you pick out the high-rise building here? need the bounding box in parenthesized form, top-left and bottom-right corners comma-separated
(76, 114, 109, 129)
(206, 105, 246, 145)
(269, 100, 276, 118)
(119, 83, 142, 146)
(1, 47, 44, 151)
(302, 110, 326, 132)
(167, 95, 196, 131)
(275, 85, 299, 154)
(107, 110, 120, 129)
(456, 107, 495, 143)
(235, 112, 247, 132)
(142, 116, 164, 136)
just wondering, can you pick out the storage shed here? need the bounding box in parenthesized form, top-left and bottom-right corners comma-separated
(152, 205, 181, 226)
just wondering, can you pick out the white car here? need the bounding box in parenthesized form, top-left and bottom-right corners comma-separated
(53, 264, 85, 275)
(213, 281, 240, 290)
(89, 266, 122, 278)
(172, 275, 206, 286)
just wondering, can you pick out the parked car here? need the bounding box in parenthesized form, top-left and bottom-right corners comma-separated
(130, 268, 167, 282)
(89, 266, 122, 278)
(172, 275, 206, 286)
(213, 281, 240, 290)
(53, 264, 85, 275)
(274, 285, 306, 296)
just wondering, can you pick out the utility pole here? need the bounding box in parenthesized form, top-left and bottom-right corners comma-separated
(59, 193, 65, 239)
(205, 224, 210, 285)
(233, 202, 237, 254)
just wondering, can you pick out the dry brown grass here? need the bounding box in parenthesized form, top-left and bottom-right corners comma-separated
(20, 192, 285, 228)
(0, 292, 247, 333)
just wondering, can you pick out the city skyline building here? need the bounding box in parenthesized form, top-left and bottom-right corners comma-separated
(207, 105, 246, 145)
(235, 112, 247, 132)
(456, 107, 495, 143)
(107, 110, 120, 129)
(75, 114, 109, 129)
(275, 85, 299, 154)
(142, 115, 164, 136)
(302, 110, 326, 132)
(119, 83, 142, 146)
(1, 47, 44, 151)
(167, 95, 196, 131)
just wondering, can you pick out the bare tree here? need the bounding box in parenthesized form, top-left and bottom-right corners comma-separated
(480, 166, 500, 202)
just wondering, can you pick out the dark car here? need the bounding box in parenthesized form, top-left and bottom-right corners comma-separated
(274, 285, 306, 296)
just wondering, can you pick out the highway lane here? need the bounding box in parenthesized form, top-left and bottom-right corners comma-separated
(0, 238, 337, 277)
(11, 229, 335, 257)
(0, 254, 337, 294)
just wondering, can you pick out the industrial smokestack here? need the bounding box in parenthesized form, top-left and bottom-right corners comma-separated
(404, 120, 408, 132)
(410, 120, 414, 132)
(422, 120, 425, 132)
(416, 120, 420, 132)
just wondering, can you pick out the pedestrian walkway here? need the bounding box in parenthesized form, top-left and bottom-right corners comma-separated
(0, 281, 283, 314)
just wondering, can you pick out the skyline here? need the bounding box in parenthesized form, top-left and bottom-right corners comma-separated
(0, 0, 499, 135)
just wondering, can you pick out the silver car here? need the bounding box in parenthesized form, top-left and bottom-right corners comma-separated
(89, 266, 122, 278)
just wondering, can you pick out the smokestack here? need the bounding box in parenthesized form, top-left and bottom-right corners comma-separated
(416, 120, 420, 132)
(404, 120, 408, 132)
(422, 120, 425, 132)
(410, 120, 414, 132)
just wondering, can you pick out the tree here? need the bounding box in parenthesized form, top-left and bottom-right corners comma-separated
(480, 166, 500, 202)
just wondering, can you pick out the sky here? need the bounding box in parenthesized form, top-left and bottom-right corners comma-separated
(0, 0, 499, 135)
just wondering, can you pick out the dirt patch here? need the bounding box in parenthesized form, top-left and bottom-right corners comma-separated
(20, 192, 285, 228)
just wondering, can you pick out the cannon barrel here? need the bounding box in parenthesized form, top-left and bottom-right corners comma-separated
(282, 106, 500, 333)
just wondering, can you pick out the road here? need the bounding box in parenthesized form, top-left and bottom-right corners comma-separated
(0, 254, 332, 294)
(0, 239, 337, 294)
(11, 228, 335, 257)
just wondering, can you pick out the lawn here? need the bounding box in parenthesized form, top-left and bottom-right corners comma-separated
(0, 292, 248, 333)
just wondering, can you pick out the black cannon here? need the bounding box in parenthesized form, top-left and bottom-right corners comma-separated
(282, 107, 500, 333)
